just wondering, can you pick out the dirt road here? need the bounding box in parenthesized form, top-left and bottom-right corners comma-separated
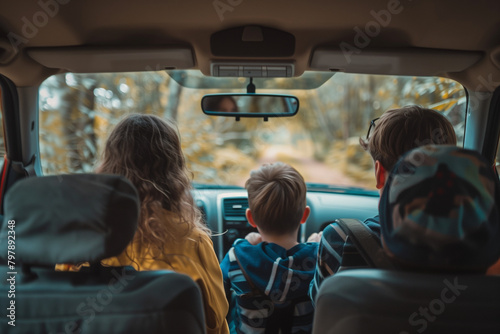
(254, 146, 369, 188)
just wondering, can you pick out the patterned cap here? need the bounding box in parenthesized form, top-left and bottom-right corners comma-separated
(380, 145, 500, 271)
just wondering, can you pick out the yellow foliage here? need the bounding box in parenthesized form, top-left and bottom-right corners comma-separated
(37, 71, 466, 192)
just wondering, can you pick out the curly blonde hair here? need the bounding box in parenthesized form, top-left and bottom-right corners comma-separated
(96, 114, 210, 259)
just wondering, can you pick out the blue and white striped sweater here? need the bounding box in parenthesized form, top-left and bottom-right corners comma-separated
(221, 239, 318, 334)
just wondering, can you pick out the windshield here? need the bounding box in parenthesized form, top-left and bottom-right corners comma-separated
(38, 70, 465, 190)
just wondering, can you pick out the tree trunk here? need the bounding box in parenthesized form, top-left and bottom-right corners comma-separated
(164, 73, 184, 121)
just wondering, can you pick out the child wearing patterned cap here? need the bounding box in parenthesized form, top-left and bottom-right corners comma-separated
(380, 145, 500, 273)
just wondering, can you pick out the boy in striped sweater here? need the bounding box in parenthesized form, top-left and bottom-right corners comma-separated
(220, 162, 318, 334)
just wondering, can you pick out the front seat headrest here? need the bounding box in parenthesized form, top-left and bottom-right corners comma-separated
(0, 174, 139, 266)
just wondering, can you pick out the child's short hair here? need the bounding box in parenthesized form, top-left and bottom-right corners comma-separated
(245, 162, 306, 235)
(360, 105, 457, 171)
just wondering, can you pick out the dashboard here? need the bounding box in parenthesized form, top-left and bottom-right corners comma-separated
(193, 188, 380, 261)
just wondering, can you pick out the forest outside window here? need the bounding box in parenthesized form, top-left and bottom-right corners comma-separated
(38, 71, 466, 190)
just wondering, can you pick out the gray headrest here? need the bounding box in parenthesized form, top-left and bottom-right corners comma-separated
(0, 174, 139, 266)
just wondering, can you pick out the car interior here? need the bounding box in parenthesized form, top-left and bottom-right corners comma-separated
(0, 173, 206, 333)
(0, 0, 500, 333)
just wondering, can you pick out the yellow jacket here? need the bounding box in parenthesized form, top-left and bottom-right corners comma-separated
(102, 228, 229, 334)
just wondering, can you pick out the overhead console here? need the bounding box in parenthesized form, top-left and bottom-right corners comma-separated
(211, 26, 295, 58)
(210, 26, 296, 79)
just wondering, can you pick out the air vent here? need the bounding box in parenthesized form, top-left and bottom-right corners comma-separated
(223, 198, 249, 221)
(211, 63, 294, 77)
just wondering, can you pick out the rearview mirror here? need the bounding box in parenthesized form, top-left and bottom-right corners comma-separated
(201, 94, 299, 119)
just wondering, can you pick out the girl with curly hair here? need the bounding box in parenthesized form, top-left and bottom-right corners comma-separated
(99, 114, 229, 334)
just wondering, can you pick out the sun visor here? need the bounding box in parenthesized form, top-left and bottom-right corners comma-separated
(310, 48, 483, 76)
(28, 46, 195, 73)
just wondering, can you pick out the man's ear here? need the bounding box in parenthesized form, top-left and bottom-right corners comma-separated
(246, 208, 257, 228)
(375, 160, 387, 189)
(300, 206, 311, 224)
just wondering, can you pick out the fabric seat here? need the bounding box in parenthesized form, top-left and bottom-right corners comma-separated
(0, 174, 206, 334)
(312, 269, 500, 334)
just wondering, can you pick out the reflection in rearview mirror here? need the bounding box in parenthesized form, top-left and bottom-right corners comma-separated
(201, 94, 299, 118)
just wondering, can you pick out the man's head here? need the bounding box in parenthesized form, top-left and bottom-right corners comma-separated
(245, 162, 309, 236)
(360, 106, 457, 190)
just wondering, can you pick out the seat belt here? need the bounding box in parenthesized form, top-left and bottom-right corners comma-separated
(336, 218, 395, 270)
(11, 154, 37, 177)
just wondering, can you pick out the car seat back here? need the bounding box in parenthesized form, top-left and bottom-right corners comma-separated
(312, 269, 500, 334)
(0, 174, 206, 334)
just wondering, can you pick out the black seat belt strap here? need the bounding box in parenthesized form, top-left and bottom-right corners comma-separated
(11, 154, 37, 177)
(336, 218, 394, 270)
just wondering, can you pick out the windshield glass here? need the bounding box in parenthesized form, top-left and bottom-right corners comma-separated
(38, 70, 465, 190)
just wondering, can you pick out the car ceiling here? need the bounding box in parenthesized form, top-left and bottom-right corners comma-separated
(0, 0, 499, 90)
